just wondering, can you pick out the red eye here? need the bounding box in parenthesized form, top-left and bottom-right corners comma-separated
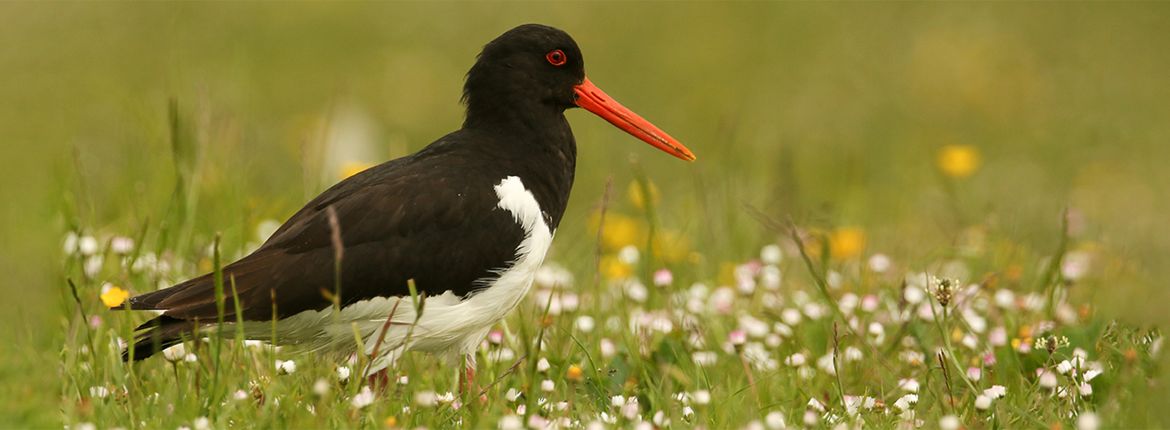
(546, 49, 566, 66)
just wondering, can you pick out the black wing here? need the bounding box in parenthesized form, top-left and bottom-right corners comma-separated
(121, 139, 526, 359)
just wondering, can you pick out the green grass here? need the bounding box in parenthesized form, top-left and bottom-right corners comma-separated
(57, 191, 1164, 429)
(2, 3, 1169, 428)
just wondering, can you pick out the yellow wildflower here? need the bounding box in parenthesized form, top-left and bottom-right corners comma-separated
(650, 229, 691, 264)
(339, 161, 375, 180)
(1005, 264, 1023, 282)
(627, 180, 660, 211)
(1018, 325, 1033, 338)
(590, 212, 643, 251)
(937, 144, 981, 178)
(718, 262, 738, 286)
(829, 227, 866, 260)
(589, 210, 689, 262)
(800, 228, 827, 260)
(600, 255, 633, 280)
(383, 416, 398, 428)
(100, 285, 130, 308)
(566, 364, 583, 382)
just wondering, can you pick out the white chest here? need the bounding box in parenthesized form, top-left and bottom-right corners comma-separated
(473, 175, 555, 310)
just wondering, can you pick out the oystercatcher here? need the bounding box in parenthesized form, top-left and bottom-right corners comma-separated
(117, 24, 695, 381)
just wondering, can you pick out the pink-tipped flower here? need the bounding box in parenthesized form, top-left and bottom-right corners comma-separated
(110, 236, 135, 255)
(802, 410, 819, 426)
(784, 353, 807, 367)
(1078, 382, 1093, 397)
(861, 294, 880, 313)
(351, 386, 375, 409)
(600, 338, 617, 359)
(974, 394, 992, 410)
(728, 330, 747, 347)
(967, 367, 982, 381)
(575, 315, 595, 333)
(898, 378, 920, 393)
(561, 293, 579, 312)
(653, 269, 673, 287)
(868, 254, 891, 273)
(710, 288, 735, 314)
(982, 352, 998, 366)
(989, 326, 1008, 347)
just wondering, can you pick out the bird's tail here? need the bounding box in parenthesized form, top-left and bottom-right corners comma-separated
(120, 315, 199, 361)
(111, 271, 221, 361)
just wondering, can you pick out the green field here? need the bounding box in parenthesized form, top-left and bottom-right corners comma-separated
(3, 3, 1169, 428)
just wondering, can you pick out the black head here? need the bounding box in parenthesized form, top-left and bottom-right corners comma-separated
(462, 24, 697, 161)
(463, 24, 585, 123)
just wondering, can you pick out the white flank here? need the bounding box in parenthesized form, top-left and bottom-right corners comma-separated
(240, 175, 553, 374)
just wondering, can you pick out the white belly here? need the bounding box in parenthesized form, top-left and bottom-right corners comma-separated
(241, 175, 552, 372)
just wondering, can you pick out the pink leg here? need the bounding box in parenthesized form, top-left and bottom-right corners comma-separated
(459, 354, 476, 395)
(459, 354, 487, 404)
(368, 367, 391, 391)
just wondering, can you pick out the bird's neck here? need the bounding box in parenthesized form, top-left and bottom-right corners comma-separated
(462, 99, 576, 157)
(464, 96, 561, 130)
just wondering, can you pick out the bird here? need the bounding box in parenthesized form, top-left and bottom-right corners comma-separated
(116, 23, 695, 387)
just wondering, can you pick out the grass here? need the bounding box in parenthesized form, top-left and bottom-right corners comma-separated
(58, 185, 1164, 429)
(1, 3, 1168, 428)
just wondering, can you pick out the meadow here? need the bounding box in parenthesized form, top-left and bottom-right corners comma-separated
(2, 3, 1168, 428)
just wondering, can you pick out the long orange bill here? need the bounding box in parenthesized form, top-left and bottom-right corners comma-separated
(573, 77, 696, 162)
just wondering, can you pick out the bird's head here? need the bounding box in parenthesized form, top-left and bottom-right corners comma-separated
(463, 24, 696, 162)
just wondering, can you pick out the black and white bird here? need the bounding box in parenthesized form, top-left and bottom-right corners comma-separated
(117, 24, 695, 382)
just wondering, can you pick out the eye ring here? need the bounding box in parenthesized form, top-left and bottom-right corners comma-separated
(546, 49, 567, 66)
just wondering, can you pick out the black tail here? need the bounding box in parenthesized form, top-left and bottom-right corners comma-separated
(121, 315, 194, 361)
(114, 249, 284, 361)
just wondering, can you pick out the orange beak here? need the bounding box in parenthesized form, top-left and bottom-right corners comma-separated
(573, 77, 696, 162)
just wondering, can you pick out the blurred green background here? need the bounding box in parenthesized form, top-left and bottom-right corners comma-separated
(3, 2, 1169, 422)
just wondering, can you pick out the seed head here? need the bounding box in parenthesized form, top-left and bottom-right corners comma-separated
(931, 276, 957, 307)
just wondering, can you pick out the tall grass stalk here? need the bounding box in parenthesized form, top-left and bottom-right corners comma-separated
(205, 234, 225, 414)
